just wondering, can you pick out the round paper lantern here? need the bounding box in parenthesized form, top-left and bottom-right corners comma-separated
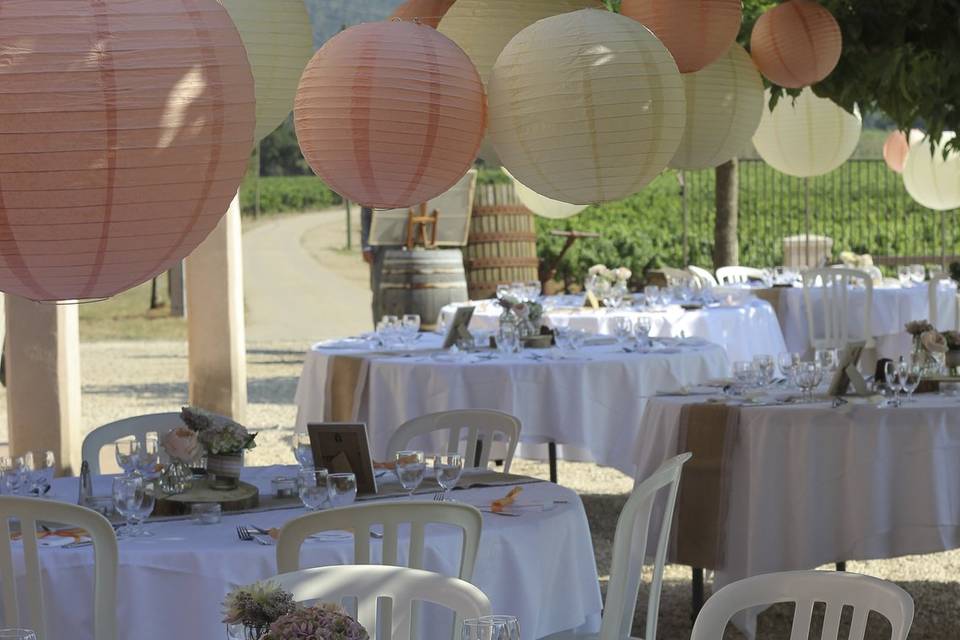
(390, 0, 456, 28)
(669, 45, 763, 170)
(503, 170, 588, 219)
(487, 9, 686, 205)
(438, 0, 600, 164)
(903, 133, 960, 211)
(882, 129, 925, 174)
(0, 0, 255, 301)
(221, 0, 315, 142)
(620, 0, 742, 73)
(752, 88, 861, 178)
(750, 0, 842, 89)
(294, 21, 486, 210)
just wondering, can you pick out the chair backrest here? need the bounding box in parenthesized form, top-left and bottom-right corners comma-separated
(801, 268, 873, 350)
(715, 266, 766, 285)
(271, 565, 491, 640)
(276, 501, 483, 580)
(928, 272, 958, 330)
(687, 266, 718, 288)
(0, 497, 118, 640)
(599, 452, 691, 640)
(81, 412, 184, 474)
(690, 570, 914, 640)
(386, 410, 521, 473)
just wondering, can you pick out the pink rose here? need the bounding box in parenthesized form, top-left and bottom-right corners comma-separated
(921, 330, 948, 353)
(162, 427, 201, 462)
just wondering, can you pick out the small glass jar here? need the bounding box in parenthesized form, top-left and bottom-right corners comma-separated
(190, 503, 222, 525)
(271, 476, 298, 499)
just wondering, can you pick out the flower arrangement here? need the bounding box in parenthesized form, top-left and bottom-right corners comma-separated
(223, 581, 297, 638)
(161, 427, 201, 463)
(497, 295, 544, 328)
(179, 406, 256, 456)
(943, 330, 960, 350)
(223, 582, 368, 640)
(587, 264, 631, 283)
(263, 603, 369, 640)
(905, 320, 936, 337)
(838, 251, 874, 270)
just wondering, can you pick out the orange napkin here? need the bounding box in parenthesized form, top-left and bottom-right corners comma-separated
(491, 487, 523, 513)
(12, 527, 88, 543)
(373, 461, 396, 471)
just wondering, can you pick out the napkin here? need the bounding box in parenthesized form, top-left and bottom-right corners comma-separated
(490, 487, 523, 513)
(12, 527, 90, 547)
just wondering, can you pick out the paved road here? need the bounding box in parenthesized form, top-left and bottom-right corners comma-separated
(243, 208, 371, 343)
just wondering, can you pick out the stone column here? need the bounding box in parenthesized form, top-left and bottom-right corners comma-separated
(185, 195, 247, 421)
(5, 296, 82, 475)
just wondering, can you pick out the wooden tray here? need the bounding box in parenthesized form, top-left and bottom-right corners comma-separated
(154, 479, 259, 517)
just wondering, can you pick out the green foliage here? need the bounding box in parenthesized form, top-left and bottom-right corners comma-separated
(239, 174, 341, 216)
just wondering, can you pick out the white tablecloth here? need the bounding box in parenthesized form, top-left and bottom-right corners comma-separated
(295, 335, 729, 474)
(9, 466, 601, 640)
(438, 297, 786, 364)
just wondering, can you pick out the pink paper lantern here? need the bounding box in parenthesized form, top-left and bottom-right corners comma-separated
(620, 0, 742, 73)
(750, 0, 842, 89)
(294, 21, 486, 210)
(883, 131, 910, 174)
(0, 0, 255, 301)
(390, 0, 456, 28)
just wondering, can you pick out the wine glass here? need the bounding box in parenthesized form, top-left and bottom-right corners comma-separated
(3, 456, 26, 496)
(434, 454, 464, 501)
(525, 280, 542, 302)
(0, 630, 38, 640)
(401, 314, 421, 348)
(569, 328, 587, 351)
(298, 466, 330, 511)
(752, 354, 775, 388)
(395, 450, 426, 499)
(777, 352, 800, 387)
(112, 475, 144, 538)
(795, 362, 823, 401)
(815, 348, 839, 374)
(897, 265, 911, 287)
(884, 360, 905, 407)
(18, 452, 34, 497)
(910, 264, 926, 284)
(602, 282, 626, 310)
(900, 361, 922, 402)
(115, 439, 141, 476)
(327, 472, 357, 508)
(613, 316, 634, 346)
(137, 435, 160, 478)
(462, 615, 521, 640)
(129, 479, 156, 537)
(733, 361, 757, 390)
(30, 450, 56, 496)
(643, 285, 660, 309)
(634, 316, 653, 349)
(292, 431, 314, 468)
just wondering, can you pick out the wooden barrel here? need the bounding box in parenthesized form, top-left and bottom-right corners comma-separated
(380, 248, 468, 330)
(463, 183, 539, 300)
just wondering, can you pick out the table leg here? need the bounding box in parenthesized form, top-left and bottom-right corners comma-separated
(691, 567, 704, 621)
(548, 442, 558, 484)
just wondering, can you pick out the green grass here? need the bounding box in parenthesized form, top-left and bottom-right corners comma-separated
(79, 273, 186, 341)
(239, 172, 341, 217)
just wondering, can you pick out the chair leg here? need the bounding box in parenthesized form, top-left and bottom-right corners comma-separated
(836, 561, 846, 572)
(691, 567, 705, 621)
(548, 442, 558, 484)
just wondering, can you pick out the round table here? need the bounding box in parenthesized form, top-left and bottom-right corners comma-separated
(295, 333, 730, 473)
(437, 295, 786, 364)
(15, 466, 601, 640)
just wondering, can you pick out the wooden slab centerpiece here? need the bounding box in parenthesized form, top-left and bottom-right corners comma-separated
(154, 478, 259, 517)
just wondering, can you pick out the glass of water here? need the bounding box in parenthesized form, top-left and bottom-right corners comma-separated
(434, 454, 464, 501)
(752, 354, 775, 388)
(327, 472, 357, 508)
(613, 316, 634, 346)
(112, 475, 144, 538)
(634, 316, 653, 349)
(462, 616, 521, 640)
(395, 450, 426, 499)
(298, 466, 330, 511)
(292, 431, 314, 467)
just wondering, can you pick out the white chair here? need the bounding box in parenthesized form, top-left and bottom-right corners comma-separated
(271, 565, 491, 640)
(687, 266, 718, 288)
(715, 266, 767, 285)
(386, 410, 521, 473)
(801, 268, 874, 350)
(277, 501, 482, 580)
(928, 272, 959, 330)
(0, 496, 118, 640)
(81, 412, 183, 474)
(690, 570, 914, 640)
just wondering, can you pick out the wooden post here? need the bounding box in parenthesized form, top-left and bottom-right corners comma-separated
(5, 296, 81, 474)
(185, 195, 247, 421)
(714, 159, 739, 267)
(168, 261, 186, 318)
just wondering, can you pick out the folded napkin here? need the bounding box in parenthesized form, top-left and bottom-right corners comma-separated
(12, 527, 90, 547)
(490, 487, 523, 513)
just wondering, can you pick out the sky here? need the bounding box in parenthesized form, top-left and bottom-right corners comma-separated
(302, 0, 406, 49)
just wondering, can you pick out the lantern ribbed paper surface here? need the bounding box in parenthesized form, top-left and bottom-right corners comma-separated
(883, 130, 925, 174)
(752, 88, 860, 178)
(487, 9, 686, 205)
(0, 0, 255, 302)
(620, 0, 742, 73)
(221, 0, 315, 142)
(670, 45, 763, 170)
(390, 0, 456, 28)
(903, 133, 960, 211)
(503, 170, 588, 219)
(750, 0, 841, 89)
(294, 21, 486, 210)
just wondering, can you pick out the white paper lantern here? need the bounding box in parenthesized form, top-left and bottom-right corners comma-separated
(903, 133, 960, 211)
(752, 88, 861, 178)
(438, 0, 599, 165)
(222, 0, 315, 142)
(487, 9, 686, 205)
(504, 169, 588, 219)
(670, 45, 763, 170)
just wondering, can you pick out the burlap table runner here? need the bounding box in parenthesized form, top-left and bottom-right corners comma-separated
(673, 402, 740, 570)
(752, 286, 789, 316)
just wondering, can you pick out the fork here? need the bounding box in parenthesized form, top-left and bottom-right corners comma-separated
(432, 491, 446, 502)
(236, 525, 253, 541)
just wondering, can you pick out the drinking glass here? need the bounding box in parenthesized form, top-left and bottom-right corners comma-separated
(897, 265, 911, 287)
(910, 264, 926, 284)
(434, 453, 464, 501)
(31, 450, 55, 496)
(496, 324, 521, 356)
(634, 316, 653, 349)
(510, 282, 525, 299)
(327, 472, 357, 508)
(112, 475, 144, 538)
(462, 616, 521, 640)
(733, 361, 757, 390)
(18, 452, 34, 497)
(292, 431, 314, 467)
(900, 361, 922, 402)
(777, 352, 800, 387)
(0, 630, 37, 640)
(752, 354, 775, 387)
(298, 466, 330, 511)
(815, 348, 839, 373)
(569, 328, 587, 350)
(795, 362, 823, 401)
(379, 315, 400, 348)
(3, 456, 26, 496)
(495, 284, 510, 301)
(643, 285, 661, 308)
(395, 450, 426, 499)
(115, 439, 141, 476)
(525, 280, 542, 302)
(602, 282, 626, 310)
(401, 314, 421, 347)
(884, 360, 905, 407)
(129, 479, 156, 537)
(613, 316, 634, 346)
(137, 435, 160, 478)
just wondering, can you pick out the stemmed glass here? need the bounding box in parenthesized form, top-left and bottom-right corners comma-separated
(613, 316, 634, 346)
(30, 450, 56, 496)
(129, 479, 156, 537)
(137, 436, 159, 478)
(753, 354, 775, 388)
(910, 264, 926, 285)
(733, 361, 757, 391)
(462, 616, 521, 640)
(815, 348, 839, 374)
(525, 280, 542, 302)
(400, 314, 421, 348)
(897, 265, 911, 287)
(602, 282, 626, 310)
(777, 352, 800, 388)
(327, 472, 357, 508)
(900, 360, 922, 403)
(884, 360, 905, 407)
(112, 475, 144, 538)
(298, 466, 330, 511)
(395, 450, 426, 499)
(434, 454, 464, 501)
(795, 362, 824, 401)
(292, 431, 314, 467)
(115, 439, 141, 476)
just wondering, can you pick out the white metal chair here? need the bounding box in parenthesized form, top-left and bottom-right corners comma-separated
(81, 412, 183, 474)
(928, 272, 959, 330)
(690, 570, 914, 640)
(270, 565, 491, 640)
(715, 266, 767, 285)
(801, 268, 874, 350)
(276, 501, 482, 580)
(687, 266, 718, 288)
(0, 496, 118, 640)
(386, 410, 521, 473)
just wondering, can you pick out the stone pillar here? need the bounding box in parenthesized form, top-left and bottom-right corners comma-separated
(185, 195, 247, 421)
(5, 296, 82, 475)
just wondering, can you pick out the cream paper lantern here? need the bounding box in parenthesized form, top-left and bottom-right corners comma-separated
(438, 0, 600, 165)
(670, 45, 763, 170)
(903, 133, 960, 211)
(222, 0, 315, 142)
(503, 169, 588, 219)
(752, 88, 861, 178)
(487, 9, 686, 205)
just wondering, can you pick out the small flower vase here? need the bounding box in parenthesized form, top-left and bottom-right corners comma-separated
(912, 335, 943, 376)
(206, 453, 243, 490)
(946, 349, 960, 376)
(159, 459, 193, 495)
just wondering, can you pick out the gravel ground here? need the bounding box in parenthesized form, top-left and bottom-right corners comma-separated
(1, 340, 958, 638)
